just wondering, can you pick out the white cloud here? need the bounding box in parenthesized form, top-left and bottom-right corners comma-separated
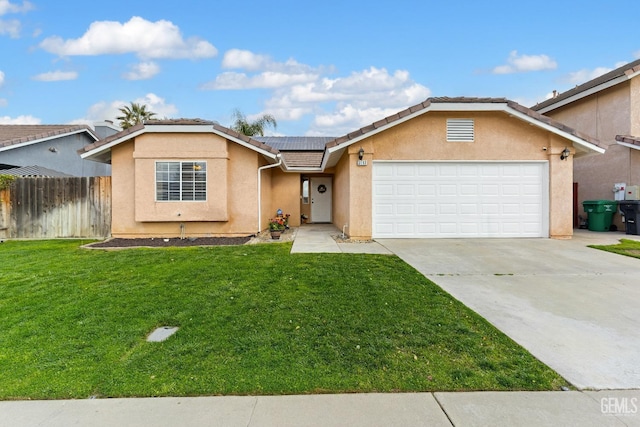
(204, 50, 322, 90)
(123, 61, 160, 80)
(32, 70, 78, 81)
(493, 50, 557, 74)
(0, 98, 7, 107)
(0, 70, 4, 86)
(0, 0, 33, 15)
(0, 18, 20, 37)
(0, 114, 40, 124)
(205, 71, 318, 90)
(222, 49, 271, 71)
(268, 67, 430, 136)
(39, 16, 217, 60)
(71, 93, 178, 125)
(565, 67, 613, 85)
(206, 49, 431, 136)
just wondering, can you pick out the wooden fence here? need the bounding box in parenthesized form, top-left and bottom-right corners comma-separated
(0, 177, 111, 239)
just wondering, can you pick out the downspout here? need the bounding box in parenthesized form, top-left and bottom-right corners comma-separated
(257, 154, 282, 234)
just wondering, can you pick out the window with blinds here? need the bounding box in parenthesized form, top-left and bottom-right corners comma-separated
(156, 161, 207, 201)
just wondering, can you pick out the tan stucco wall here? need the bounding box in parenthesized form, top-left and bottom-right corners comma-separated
(270, 169, 301, 227)
(333, 157, 351, 236)
(111, 133, 265, 238)
(344, 111, 573, 239)
(545, 81, 633, 229)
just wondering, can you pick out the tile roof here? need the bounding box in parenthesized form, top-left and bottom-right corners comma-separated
(616, 135, 640, 147)
(0, 124, 97, 149)
(325, 97, 603, 151)
(280, 152, 324, 169)
(0, 165, 73, 177)
(531, 59, 640, 112)
(254, 136, 334, 151)
(80, 119, 280, 156)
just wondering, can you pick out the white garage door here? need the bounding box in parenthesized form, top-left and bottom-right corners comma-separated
(372, 162, 548, 238)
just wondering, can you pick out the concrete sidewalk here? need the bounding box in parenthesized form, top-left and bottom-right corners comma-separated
(1, 390, 638, 426)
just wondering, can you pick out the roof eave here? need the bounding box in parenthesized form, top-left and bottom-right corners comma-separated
(535, 75, 630, 114)
(1, 127, 98, 153)
(81, 124, 279, 163)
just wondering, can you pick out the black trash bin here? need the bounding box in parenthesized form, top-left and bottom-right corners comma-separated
(619, 201, 640, 235)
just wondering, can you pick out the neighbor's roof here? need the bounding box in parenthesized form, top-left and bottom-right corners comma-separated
(616, 135, 640, 150)
(0, 124, 98, 152)
(322, 96, 604, 169)
(80, 119, 280, 164)
(0, 165, 73, 177)
(532, 59, 640, 114)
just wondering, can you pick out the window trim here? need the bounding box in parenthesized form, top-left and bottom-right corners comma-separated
(302, 178, 310, 204)
(155, 160, 207, 202)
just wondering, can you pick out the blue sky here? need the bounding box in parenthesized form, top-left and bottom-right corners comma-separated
(1, 0, 639, 136)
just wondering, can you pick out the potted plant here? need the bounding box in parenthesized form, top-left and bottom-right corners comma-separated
(269, 217, 286, 239)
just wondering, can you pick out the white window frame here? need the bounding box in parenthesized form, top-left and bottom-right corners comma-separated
(302, 178, 310, 204)
(155, 161, 207, 202)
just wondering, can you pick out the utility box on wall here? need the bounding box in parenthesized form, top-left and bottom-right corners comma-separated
(614, 183, 626, 201)
(625, 185, 640, 200)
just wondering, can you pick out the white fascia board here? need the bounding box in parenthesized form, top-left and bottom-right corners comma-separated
(209, 128, 277, 160)
(427, 102, 506, 112)
(536, 75, 629, 114)
(322, 108, 437, 170)
(321, 102, 508, 170)
(617, 141, 640, 151)
(81, 125, 278, 161)
(504, 106, 605, 154)
(0, 128, 96, 153)
(80, 128, 146, 159)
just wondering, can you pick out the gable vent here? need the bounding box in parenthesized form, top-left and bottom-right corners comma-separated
(447, 119, 475, 142)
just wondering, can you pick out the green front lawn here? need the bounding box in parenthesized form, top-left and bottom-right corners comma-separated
(0, 240, 566, 399)
(590, 238, 640, 259)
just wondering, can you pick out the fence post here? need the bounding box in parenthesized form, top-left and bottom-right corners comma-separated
(0, 186, 9, 239)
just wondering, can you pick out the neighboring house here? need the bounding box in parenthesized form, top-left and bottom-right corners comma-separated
(532, 59, 640, 229)
(79, 97, 603, 240)
(0, 124, 117, 177)
(0, 165, 72, 177)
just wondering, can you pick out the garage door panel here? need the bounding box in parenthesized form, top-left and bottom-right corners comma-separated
(373, 162, 547, 238)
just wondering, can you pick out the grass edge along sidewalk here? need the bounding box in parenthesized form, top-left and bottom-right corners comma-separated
(0, 240, 568, 399)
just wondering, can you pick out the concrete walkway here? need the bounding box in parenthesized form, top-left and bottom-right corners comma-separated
(290, 224, 392, 254)
(1, 390, 638, 426)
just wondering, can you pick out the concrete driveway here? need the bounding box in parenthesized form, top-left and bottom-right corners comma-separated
(379, 231, 640, 390)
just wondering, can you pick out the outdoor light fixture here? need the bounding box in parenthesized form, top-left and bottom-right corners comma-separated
(358, 147, 364, 160)
(560, 147, 571, 160)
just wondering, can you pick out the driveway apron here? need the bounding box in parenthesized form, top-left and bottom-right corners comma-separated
(380, 233, 640, 390)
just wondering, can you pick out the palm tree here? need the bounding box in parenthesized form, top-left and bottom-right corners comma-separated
(116, 102, 157, 129)
(230, 109, 277, 136)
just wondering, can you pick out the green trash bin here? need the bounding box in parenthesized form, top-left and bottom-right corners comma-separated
(582, 200, 617, 231)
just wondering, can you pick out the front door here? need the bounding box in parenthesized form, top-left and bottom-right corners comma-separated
(311, 177, 332, 223)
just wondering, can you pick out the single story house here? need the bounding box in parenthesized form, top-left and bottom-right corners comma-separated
(532, 59, 640, 229)
(0, 123, 118, 177)
(80, 97, 604, 240)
